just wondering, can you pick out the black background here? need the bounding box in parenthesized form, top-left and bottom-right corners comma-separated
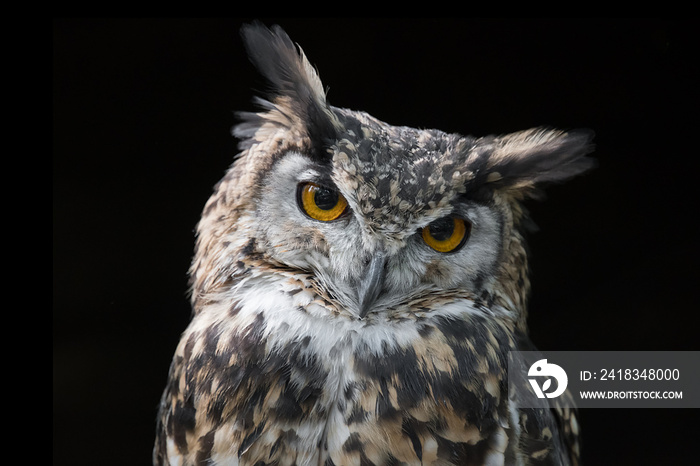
(54, 19, 698, 465)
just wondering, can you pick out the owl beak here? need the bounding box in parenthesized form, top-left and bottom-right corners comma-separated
(357, 252, 386, 319)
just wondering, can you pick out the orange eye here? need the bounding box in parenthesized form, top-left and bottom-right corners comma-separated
(297, 182, 348, 222)
(421, 217, 471, 253)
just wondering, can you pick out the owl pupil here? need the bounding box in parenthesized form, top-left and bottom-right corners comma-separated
(314, 188, 338, 210)
(428, 218, 454, 241)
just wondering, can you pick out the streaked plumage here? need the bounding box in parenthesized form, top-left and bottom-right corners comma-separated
(154, 23, 594, 466)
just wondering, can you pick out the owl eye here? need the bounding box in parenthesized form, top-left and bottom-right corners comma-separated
(421, 217, 471, 253)
(297, 182, 348, 222)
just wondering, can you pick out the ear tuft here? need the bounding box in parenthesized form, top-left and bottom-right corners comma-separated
(235, 23, 340, 152)
(476, 127, 595, 198)
(240, 23, 326, 107)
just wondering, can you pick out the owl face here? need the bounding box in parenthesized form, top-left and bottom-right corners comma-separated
(191, 24, 594, 325)
(252, 124, 507, 320)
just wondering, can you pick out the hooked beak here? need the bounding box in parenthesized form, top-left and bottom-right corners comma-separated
(357, 252, 386, 318)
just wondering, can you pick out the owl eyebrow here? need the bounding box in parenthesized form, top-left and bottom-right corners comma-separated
(446, 197, 492, 226)
(297, 168, 321, 182)
(296, 167, 338, 190)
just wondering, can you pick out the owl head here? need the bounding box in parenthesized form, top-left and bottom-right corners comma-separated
(190, 24, 594, 328)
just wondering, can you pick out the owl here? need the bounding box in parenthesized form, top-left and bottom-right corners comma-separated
(154, 23, 594, 466)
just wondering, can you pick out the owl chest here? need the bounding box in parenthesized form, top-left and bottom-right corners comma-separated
(219, 303, 509, 464)
(234, 316, 411, 460)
